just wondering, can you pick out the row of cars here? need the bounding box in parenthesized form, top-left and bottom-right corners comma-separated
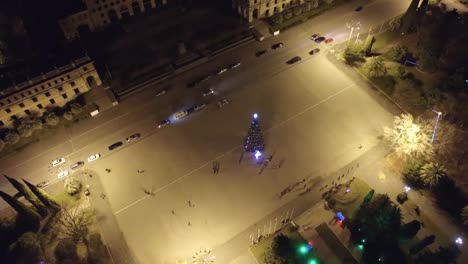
(187, 62, 241, 88)
(284, 34, 333, 65)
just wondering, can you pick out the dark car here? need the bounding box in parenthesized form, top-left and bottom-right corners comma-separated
(272, 42, 284, 49)
(315, 37, 326, 43)
(70, 161, 85, 170)
(126, 133, 141, 142)
(355, 6, 363, 12)
(287, 56, 302, 64)
(108, 141, 123, 151)
(309, 48, 320, 55)
(255, 50, 267, 57)
(36, 181, 50, 188)
(157, 119, 171, 128)
(187, 80, 201, 88)
(310, 34, 320, 40)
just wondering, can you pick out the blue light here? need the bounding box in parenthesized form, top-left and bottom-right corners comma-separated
(255, 150, 262, 159)
(253, 113, 258, 119)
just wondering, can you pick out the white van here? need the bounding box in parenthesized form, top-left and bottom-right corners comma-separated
(173, 111, 188, 120)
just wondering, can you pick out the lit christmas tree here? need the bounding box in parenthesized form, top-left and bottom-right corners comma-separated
(244, 113, 265, 154)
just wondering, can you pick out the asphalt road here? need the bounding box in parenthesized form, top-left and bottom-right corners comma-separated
(0, 0, 411, 263)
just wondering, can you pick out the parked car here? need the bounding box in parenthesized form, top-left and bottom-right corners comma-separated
(87, 154, 101, 162)
(70, 161, 85, 170)
(217, 98, 229, 108)
(202, 88, 215, 97)
(36, 181, 50, 188)
(309, 48, 320, 55)
(271, 42, 284, 49)
(255, 50, 267, 57)
(57, 170, 69, 179)
(51, 158, 66, 167)
(315, 37, 326, 43)
(156, 89, 167, 96)
(187, 80, 201, 88)
(194, 103, 207, 111)
(108, 141, 123, 151)
(355, 6, 363, 12)
(216, 68, 228, 75)
(287, 56, 302, 64)
(228, 62, 241, 69)
(325, 38, 334, 44)
(126, 133, 141, 142)
(310, 34, 320, 40)
(158, 119, 171, 128)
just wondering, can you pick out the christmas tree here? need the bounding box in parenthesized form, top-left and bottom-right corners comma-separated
(244, 113, 265, 153)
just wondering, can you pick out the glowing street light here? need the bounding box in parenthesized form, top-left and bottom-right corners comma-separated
(455, 237, 463, 245)
(346, 21, 361, 45)
(431, 110, 442, 144)
(404, 186, 411, 192)
(253, 113, 258, 119)
(254, 150, 262, 159)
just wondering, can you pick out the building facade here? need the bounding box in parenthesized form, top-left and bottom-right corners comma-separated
(234, 0, 304, 22)
(59, 0, 168, 40)
(0, 56, 101, 127)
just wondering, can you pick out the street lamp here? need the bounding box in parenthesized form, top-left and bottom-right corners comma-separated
(431, 110, 442, 144)
(346, 21, 361, 45)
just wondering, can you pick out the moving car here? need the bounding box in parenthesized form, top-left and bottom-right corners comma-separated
(325, 38, 334, 44)
(216, 68, 228, 75)
(51, 158, 66, 167)
(255, 50, 267, 57)
(57, 170, 69, 179)
(271, 42, 284, 49)
(217, 98, 229, 108)
(355, 6, 363, 12)
(87, 154, 101, 162)
(194, 103, 207, 111)
(202, 88, 215, 97)
(187, 80, 201, 88)
(108, 141, 123, 151)
(156, 89, 167, 96)
(158, 119, 171, 128)
(126, 133, 141, 142)
(309, 48, 320, 55)
(228, 62, 241, 69)
(36, 181, 50, 188)
(70, 161, 85, 170)
(287, 56, 302, 64)
(173, 111, 188, 120)
(310, 34, 320, 40)
(315, 37, 326, 43)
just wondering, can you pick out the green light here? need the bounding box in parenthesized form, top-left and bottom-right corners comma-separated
(309, 259, 318, 264)
(357, 244, 364, 251)
(299, 245, 308, 254)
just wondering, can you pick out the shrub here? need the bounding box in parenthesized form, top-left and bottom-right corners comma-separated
(344, 43, 365, 64)
(45, 112, 60, 126)
(272, 14, 283, 25)
(293, 6, 303, 16)
(63, 111, 73, 121)
(31, 119, 43, 130)
(54, 239, 80, 263)
(400, 220, 421, 239)
(17, 123, 33, 138)
(70, 103, 83, 115)
(433, 177, 467, 217)
(388, 45, 412, 63)
(364, 56, 387, 78)
(402, 159, 425, 188)
(284, 10, 293, 20)
(64, 177, 82, 195)
(4, 131, 20, 144)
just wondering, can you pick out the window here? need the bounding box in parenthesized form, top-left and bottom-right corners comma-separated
(21, 94, 25, 98)
(45, 92, 51, 97)
(28, 91, 32, 95)
(266, 3, 269, 7)
(19, 103, 25, 108)
(24, 110, 31, 115)
(70, 81, 76, 86)
(34, 88, 39, 92)
(49, 99, 56, 104)
(11, 115, 17, 120)
(60, 77, 64, 81)
(74, 88, 80, 94)
(54, 80, 58, 84)
(14, 96, 18, 100)
(32, 97, 38, 102)
(62, 94, 68, 99)
(67, 75, 70, 79)
(83, 66, 88, 71)
(47, 83, 51, 87)
(37, 104, 43, 109)
(6, 109, 11, 114)
(7, 99, 11, 103)
(58, 87, 64, 92)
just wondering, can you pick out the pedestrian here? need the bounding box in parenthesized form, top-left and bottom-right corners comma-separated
(100, 193, 106, 199)
(188, 200, 192, 207)
(358, 145, 363, 149)
(188, 221, 191, 226)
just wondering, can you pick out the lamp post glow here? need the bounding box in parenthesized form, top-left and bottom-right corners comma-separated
(255, 150, 262, 159)
(253, 113, 258, 119)
(346, 21, 361, 45)
(431, 110, 442, 144)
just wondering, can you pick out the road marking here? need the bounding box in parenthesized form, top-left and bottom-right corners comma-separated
(114, 84, 354, 215)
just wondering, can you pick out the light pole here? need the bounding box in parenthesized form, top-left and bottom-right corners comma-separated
(346, 21, 361, 45)
(431, 110, 442, 144)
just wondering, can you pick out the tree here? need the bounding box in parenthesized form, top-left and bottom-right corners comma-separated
(56, 207, 94, 260)
(384, 114, 434, 159)
(304, 2, 312, 12)
(442, 67, 467, 92)
(364, 56, 387, 78)
(402, 159, 426, 188)
(284, 10, 293, 20)
(63, 111, 73, 121)
(70, 103, 83, 115)
(311, 0, 319, 8)
(400, 220, 421, 239)
(0, 191, 40, 232)
(362, 35, 375, 56)
(4, 131, 20, 144)
(410, 235, 435, 255)
(400, 0, 420, 33)
(272, 14, 283, 25)
(8, 232, 44, 264)
(0, 139, 5, 151)
(23, 179, 60, 211)
(419, 162, 446, 188)
(461, 205, 468, 225)
(293, 6, 302, 16)
(389, 15, 403, 31)
(388, 45, 411, 63)
(243, 114, 265, 153)
(31, 119, 43, 130)
(45, 112, 59, 126)
(343, 43, 364, 64)
(54, 239, 80, 263)
(415, 245, 460, 264)
(64, 177, 82, 195)
(4, 175, 48, 217)
(17, 122, 33, 138)
(88, 232, 110, 264)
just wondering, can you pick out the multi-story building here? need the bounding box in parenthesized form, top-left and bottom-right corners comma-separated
(0, 56, 102, 127)
(233, 0, 304, 22)
(59, 0, 168, 40)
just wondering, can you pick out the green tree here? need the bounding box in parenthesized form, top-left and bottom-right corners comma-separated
(272, 14, 283, 25)
(4, 131, 20, 144)
(17, 122, 33, 138)
(264, 234, 294, 264)
(22, 179, 60, 211)
(64, 177, 82, 195)
(364, 56, 387, 78)
(88, 232, 110, 264)
(400, 0, 420, 33)
(45, 112, 60, 126)
(8, 232, 44, 264)
(63, 111, 73, 121)
(293, 6, 302, 16)
(4, 175, 48, 217)
(388, 45, 411, 63)
(284, 10, 293, 20)
(304, 2, 312, 12)
(31, 119, 43, 130)
(400, 220, 421, 239)
(0, 191, 40, 232)
(402, 159, 425, 188)
(343, 43, 364, 64)
(419, 162, 446, 188)
(54, 239, 80, 263)
(362, 35, 375, 56)
(415, 245, 460, 264)
(410, 235, 435, 255)
(70, 103, 83, 115)
(243, 114, 265, 153)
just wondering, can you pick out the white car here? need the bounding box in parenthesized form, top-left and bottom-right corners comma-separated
(156, 89, 167, 96)
(173, 111, 188, 120)
(51, 158, 66, 167)
(202, 88, 215, 97)
(216, 68, 228, 75)
(87, 154, 101, 162)
(57, 170, 69, 179)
